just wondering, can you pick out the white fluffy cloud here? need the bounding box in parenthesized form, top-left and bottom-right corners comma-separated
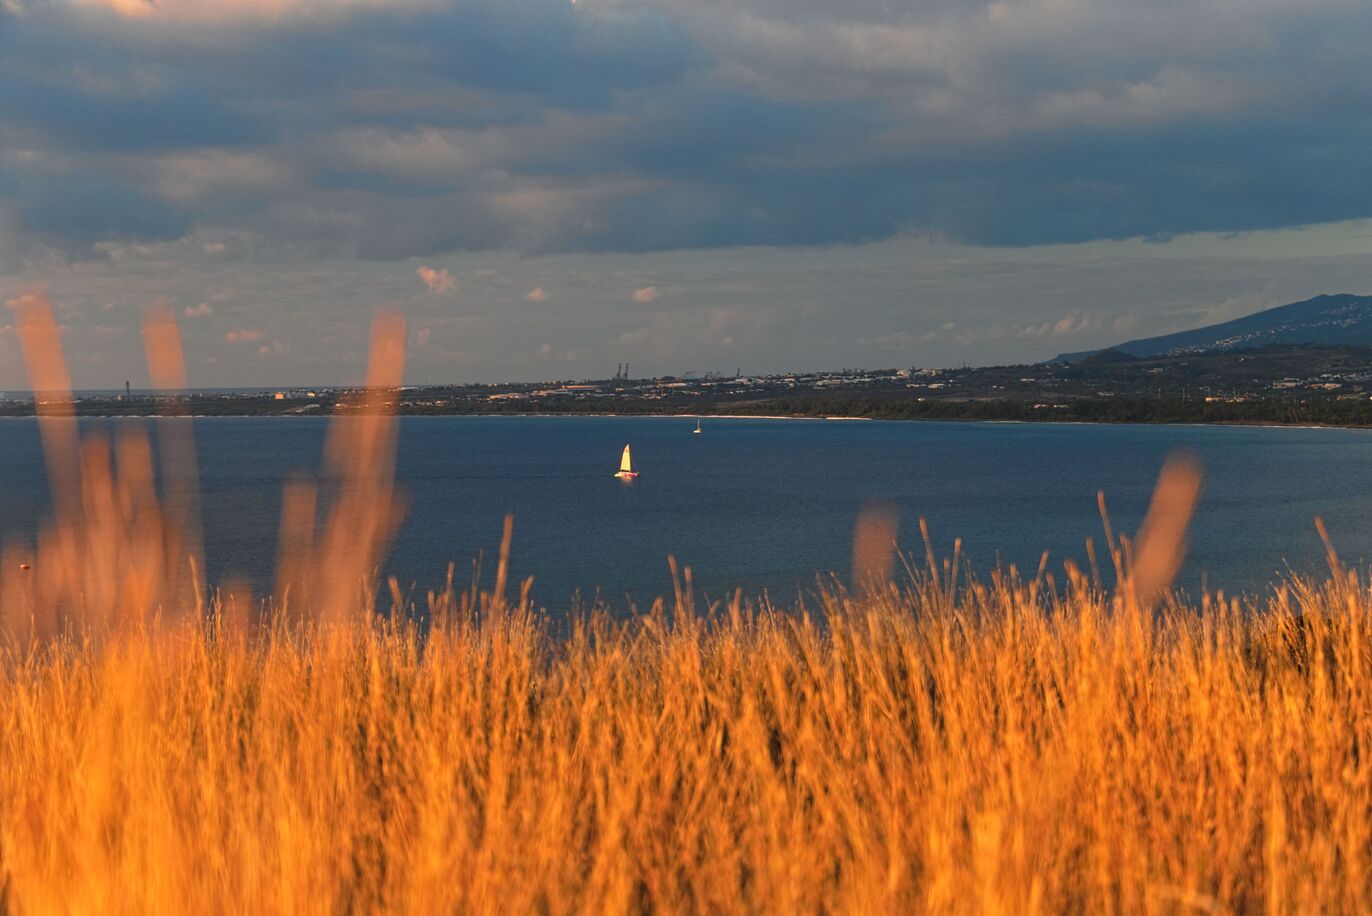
(417, 266, 454, 295)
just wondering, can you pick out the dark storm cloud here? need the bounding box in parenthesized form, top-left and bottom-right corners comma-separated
(896, 113, 1372, 247)
(416, 4, 692, 105)
(17, 177, 189, 247)
(0, 81, 268, 153)
(0, 0, 1370, 262)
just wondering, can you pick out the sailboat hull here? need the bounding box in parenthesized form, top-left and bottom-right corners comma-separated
(614, 471, 639, 479)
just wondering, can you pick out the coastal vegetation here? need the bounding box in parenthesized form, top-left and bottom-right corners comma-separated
(2, 296, 1371, 912)
(726, 392, 1372, 426)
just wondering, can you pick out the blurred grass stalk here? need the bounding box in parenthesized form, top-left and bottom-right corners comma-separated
(1, 294, 1370, 912)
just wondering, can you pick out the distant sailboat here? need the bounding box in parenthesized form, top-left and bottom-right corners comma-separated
(693, 419, 702, 434)
(614, 444, 639, 479)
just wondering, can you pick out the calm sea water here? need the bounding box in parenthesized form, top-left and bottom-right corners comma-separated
(0, 416, 1368, 610)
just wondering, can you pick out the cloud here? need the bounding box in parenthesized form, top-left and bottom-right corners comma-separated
(525, 286, 548, 302)
(416, 266, 454, 295)
(80, 0, 156, 18)
(1053, 314, 1094, 336)
(5, 222, 1372, 388)
(69, 0, 437, 21)
(9, 176, 191, 259)
(1016, 313, 1105, 339)
(631, 286, 659, 303)
(609, 302, 772, 362)
(858, 331, 920, 351)
(183, 302, 213, 317)
(225, 329, 263, 343)
(615, 326, 651, 349)
(1, 0, 1371, 267)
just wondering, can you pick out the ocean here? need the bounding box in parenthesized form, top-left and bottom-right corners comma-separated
(1, 415, 1367, 611)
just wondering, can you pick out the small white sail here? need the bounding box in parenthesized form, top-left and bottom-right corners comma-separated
(615, 444, 638, 478)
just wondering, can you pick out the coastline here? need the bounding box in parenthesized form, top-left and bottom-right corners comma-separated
(5, 410, 1372, 434)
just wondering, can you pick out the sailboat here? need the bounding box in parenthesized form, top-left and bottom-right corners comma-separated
(614, 444, 638, 479)
(693, 418, 702, 435)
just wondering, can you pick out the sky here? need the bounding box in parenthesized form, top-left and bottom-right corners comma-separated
(1, 0, 1370, 388)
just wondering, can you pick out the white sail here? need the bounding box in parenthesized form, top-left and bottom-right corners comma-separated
(619, 444, 633, 473)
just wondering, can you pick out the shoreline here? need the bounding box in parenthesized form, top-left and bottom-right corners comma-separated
(5, 411, 1372, 434)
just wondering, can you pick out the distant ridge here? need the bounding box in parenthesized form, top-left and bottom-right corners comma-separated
(1050, 293, 1372, 364)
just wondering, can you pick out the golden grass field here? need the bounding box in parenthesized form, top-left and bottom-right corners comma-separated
(2, 295, 1371, 913)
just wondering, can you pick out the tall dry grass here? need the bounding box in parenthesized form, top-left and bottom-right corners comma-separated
(0, 294, 1369, 913)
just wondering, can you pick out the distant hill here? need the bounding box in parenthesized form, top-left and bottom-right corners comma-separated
(1078, 347, 1140, 365)
(1051, 293, 1372, 364)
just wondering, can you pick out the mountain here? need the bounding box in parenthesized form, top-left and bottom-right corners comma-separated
(1050, 293, 1372, 364)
